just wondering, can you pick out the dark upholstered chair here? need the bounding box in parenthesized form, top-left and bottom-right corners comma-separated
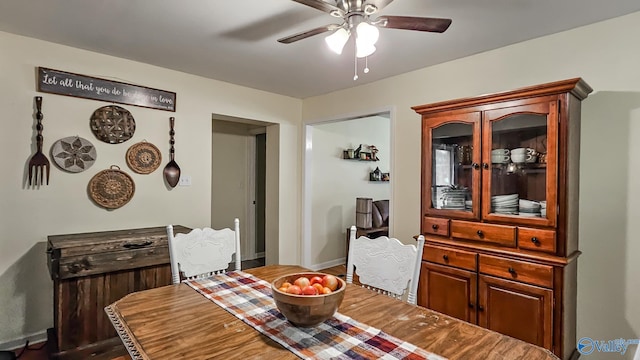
(371, 199, 389, 229)
(345, 199, 391, 265)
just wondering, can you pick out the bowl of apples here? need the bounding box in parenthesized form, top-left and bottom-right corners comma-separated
(271, 272, 346, 327)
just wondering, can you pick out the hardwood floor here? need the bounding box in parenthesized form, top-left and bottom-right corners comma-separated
(13, 263, 344, 360)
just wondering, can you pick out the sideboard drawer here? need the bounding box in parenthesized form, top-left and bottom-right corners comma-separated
(451, 220, 516, 247)
(56, 246, 169, 279)
(517, 227, 556, 253)
(423, 244, 477, 271)
(48, 226, 191, 279)
(423, 217, 450, 237)
(479, 254, 553, 288)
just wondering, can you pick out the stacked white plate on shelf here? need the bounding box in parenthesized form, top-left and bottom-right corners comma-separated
(519, 199, 542, 217)
(465, 200, 473, 211)
(540, 201, 547, 217)
(491, 194, 519, 214)
(441, 189, 469, 210)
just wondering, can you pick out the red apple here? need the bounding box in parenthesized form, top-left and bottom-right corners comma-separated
(301, 285, 318, 295)
(293, 276, 310, 289)
(286, 285, 302, 295)
(312, 283, 325, 293)
(309, 276, 323, 285)
(322, 275, 339, 291)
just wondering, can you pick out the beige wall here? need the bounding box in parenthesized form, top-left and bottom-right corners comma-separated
(2, 10, 640, 355)
(211, 121, 252, 258)
(0, 31, 302, 346)
(304, 11, 640, 358)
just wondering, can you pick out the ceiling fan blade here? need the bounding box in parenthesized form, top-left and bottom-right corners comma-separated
(291, 0, 345, 16)
(277, 24, 341, 44)
(376, 16, 452, 33)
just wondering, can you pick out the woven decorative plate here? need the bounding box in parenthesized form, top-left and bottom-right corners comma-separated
(126, 140, 162, 174)
(90, 105, 136, 144)
(51, 136, 97, 173)
(88, 165, 135, 209)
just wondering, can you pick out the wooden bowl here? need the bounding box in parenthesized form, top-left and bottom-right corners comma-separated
(271, 272, 346, 327)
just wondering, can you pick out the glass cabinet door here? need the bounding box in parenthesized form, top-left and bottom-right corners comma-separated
(482, 101, 557, 226)
(423, 112, 481, 220)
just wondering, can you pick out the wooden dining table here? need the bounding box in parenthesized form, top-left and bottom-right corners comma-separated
(106, 265, 559, 360)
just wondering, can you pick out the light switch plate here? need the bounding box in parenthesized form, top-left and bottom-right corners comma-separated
(179, 175, 192, 186)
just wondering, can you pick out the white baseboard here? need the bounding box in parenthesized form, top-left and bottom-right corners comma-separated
(308, 258, 346, 271)
(0, 329, 48, 351)
(242, 252, 266, 261)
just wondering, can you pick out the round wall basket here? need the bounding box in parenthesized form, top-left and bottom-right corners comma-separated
(126, 140, 162, 174)
(88, 165, 135, 209)
(90, 105, 136, 144)
(51, 136, 97, 173)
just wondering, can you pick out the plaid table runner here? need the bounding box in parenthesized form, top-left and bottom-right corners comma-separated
(186, 271, 446, 360)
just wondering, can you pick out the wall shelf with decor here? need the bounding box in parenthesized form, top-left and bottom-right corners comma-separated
(369, 167, 390, 182)
(342, 144, 380, 161)
(343, 155, 378, 162)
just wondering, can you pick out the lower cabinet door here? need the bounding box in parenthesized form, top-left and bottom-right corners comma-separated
(478, 274, 553, 350)
(418, 261, 477, 324)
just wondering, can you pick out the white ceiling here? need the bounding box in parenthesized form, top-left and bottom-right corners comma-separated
(1, 1, 639, 99)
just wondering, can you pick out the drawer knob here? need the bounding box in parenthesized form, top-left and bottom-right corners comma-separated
(123, 241, 153, 249)
(432, 224, 439, 230)
(472, 162, 480, 170)
(68, 263, 83, 273)
(508, 267, 516, 275)
(478, 305, 484, 311)
(482, 163, 489, 170)
(469, 302, 475, 308)
(442, 254, 449, 261)
(531, 237, 540, 244)
(476, 230, 484, 237)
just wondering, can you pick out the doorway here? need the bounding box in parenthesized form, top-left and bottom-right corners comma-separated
(302, 110, 393, 269)
(212, 118, 270, 265)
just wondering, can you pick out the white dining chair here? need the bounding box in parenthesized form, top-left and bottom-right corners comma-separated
(166, 218, 241, 284)
(346, 225, 425, 304)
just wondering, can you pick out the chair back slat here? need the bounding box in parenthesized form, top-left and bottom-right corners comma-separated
(347, 225, 425, 305)
(166, 219, 241, 284)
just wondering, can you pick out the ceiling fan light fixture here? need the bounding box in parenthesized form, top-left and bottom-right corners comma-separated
(325, 28, 349, 55)
(356, 39, 376, 58)
(356, 22, 379, 46)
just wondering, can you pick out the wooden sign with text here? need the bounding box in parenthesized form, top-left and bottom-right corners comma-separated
(37, 67, 176, 112)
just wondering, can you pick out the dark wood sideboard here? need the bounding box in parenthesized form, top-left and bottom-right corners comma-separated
(46, 225, 190, 359)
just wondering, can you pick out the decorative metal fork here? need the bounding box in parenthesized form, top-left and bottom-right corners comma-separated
(28, 96, 50, 185)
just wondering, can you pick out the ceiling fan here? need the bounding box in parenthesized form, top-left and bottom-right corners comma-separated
(278, 0, 452, 59)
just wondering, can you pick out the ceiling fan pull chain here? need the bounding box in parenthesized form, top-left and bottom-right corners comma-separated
(353, 51, 359, 80)
(364, 56, 370, 74)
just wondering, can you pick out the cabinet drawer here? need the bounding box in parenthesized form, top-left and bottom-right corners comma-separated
(517, 227, 556, 253)
(56, 246, 169, 279)
(479, 254, 553, 288)
(48, 225, 190, 280)
(423, 244, 477, 271)
(451, 220, 516, 247)
(423, 217, 450, 237)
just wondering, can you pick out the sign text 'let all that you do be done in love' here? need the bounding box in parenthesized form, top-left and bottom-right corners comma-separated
(37, 67, 176, 112)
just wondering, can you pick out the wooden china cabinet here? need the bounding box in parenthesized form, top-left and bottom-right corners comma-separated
(413, 78, 592, 360)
